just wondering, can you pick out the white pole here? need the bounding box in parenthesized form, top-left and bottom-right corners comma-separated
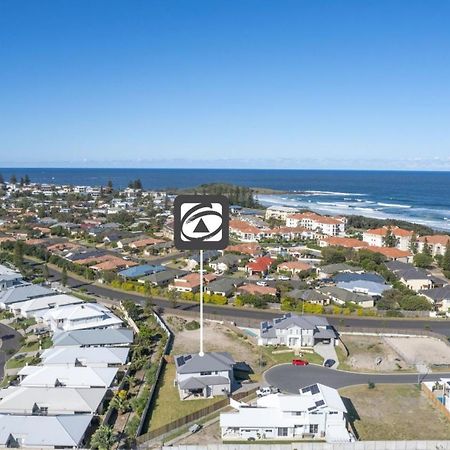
(199, 249, 204, 357)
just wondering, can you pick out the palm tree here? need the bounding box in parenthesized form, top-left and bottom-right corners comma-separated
(90, 425, 115, 450)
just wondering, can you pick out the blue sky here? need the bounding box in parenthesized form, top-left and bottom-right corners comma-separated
(1, 0, 449, 169)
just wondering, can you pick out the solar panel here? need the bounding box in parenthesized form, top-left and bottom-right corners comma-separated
(315, 400, 325, 407)
(310, 384, 320, 394)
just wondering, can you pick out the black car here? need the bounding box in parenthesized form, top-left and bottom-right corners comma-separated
(324, 359, 336, 368)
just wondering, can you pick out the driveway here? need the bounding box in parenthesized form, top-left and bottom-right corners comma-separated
(264, 364, 450, 394)
(314, 342, 339, 368)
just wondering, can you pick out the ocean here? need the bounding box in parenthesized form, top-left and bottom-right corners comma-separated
(1, 168, 449, 231)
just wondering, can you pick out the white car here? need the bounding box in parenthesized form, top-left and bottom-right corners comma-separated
(278, 275, 290, 281)
(256, 281, 268, 286)
(256, 386, 279, 397)
(264, 276, 275, 281)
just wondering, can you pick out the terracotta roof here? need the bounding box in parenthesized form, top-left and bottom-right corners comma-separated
(225, 243, 261, 255)
(130, 237, 165, 248)
(91, 257, 138, 271)
(237, 284, 277, 296)
(229, 220, 261, 235)
(322, 237, 369, 248)
(278, 261, 312, 271)
(366, 246, 412, 258)
(365, 226, 413, 237)
(246, 256, 275, 272)
(418, 235, 450, 245)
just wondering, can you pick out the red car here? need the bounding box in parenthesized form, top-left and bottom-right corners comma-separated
(292, 359, 309, 366)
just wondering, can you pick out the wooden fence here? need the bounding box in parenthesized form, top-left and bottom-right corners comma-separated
(136, 387, 257, 445)
(422, 382, 450, 421)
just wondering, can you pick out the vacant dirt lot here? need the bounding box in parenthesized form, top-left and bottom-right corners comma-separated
(339, 334, 411, 372)
(165, 314, 262, 371)
(340, 384, 450, 440)
(177, 421, 222, 445)
(384, 336, 450, 367)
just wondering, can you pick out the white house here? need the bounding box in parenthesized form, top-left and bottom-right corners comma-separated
(362, 226, 413, 251)
(43, 303, 123, 332)
(265, 206, 298, 221)
(220, 383, 352, 443)
(9, 294, 82, 319)
(0, 264, 23, 290)
(0, 414, 93, 449)
(174, 352, 235, 400)
(286, 212, 345, 236)
(18, 365, 118, 389)
(258, 314, 338, 348)
(0, 386, 107, 415)
(417, 235, 449, 256)
(0, 284, 55, 310)
(41, 346, 129, 368)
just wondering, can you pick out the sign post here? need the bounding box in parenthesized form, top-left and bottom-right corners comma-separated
(173, 195, 229, 357)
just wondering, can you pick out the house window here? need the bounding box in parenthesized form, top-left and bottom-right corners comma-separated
(200, 371, 212, 376)
(278, 428, 288, 437)
(309, 424, 318, 434)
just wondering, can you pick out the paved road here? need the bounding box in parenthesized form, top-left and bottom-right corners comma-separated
(42, 265, 450, 337)
(0, 323, 22, 380)
(265, 364, 450, 393)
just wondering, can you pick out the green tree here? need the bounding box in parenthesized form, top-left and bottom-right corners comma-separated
(442, 242, 450, 272)
(422, 238, 432, 256)
(9, 174, 17, 184)
(409, 232, 418, 254)
(90, 425, 115, 450)
(61, 267, 68, 287)
(24, 174, 30, 185)
(382, 227, 398, 248)
(42, 264, 49, 280)
(414, 252, 433, 269)
(13, 240, 24, 268)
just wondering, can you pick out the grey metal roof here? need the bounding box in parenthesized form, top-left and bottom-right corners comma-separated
(318, 263, 363, 274)
(260, 313, 332, 337)
(140, 268, 187, 284)
(0, 414, 93, 447)
(179, 375, 230, 390)
(0, 284, 55, 305)
(320, 286, 374, 304)
(175, 352, 235, 374)
(205, 278, 241, 294)
(333, 272, 386, 284)
(420, 285, 450, 301)
(52, 328, 133, 347)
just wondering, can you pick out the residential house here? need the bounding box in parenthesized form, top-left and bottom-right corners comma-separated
(318, 236, 368, 249)
(287, 289, 330, 306)
(209, 254, 241, 273)
(286, 212, 345, 236)
(417, 235, 449, 256)
(205, 278, 243, 297)
(0, 414, 93, 449)
(246, 256, 275, 276)
(258, 314, 337, 348)
(277, 261, 312, 275)
(174, 352, 235, 400)
(237, 284, 277, 297)
(168, 273, 216, 293)
(420, 286, 450, 312)
(18, 366, 118, 389)
(365, 246, 413, 262)
(52, 328, 133, 347)
(0, 284, 55, 310)
(316, 263, 364, 280)
(362, 226, 413, 251)
(336, 279, 391, 297)
(9, 293, 82, 320)
(43, 303, 123, 332)
(265, 206, 298, 221)
(118, 264, 165, 279)
(220, 383, 352, 443)
(138, 268, 187, 287)
(0, 264, 23, 289)
(229, 220, 264, 242)
(224, 243, 262, 257)
(41, 347, 129, 368)
(0, 386, 107, 415)
(186, 250, 220, 270)
(319, 286, 375, 308)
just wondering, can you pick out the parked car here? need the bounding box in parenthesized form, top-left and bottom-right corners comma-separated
(188, 424, 202, 434)
(256, 386, 279, 397)
(323, 359, 336, 368)
(256, 281, 268, 286)
(264, 276, 275, 281)
(292, 359, 309, 366)
(278, 275, 290, 281)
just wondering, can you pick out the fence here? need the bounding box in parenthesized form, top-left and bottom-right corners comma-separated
(135, 308, 174, 437)
(163, 442, 450, 450)
(137, 387, 257, 445)
(421, 382, 450, 421)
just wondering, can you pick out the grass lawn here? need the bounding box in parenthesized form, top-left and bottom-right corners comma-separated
(339, 384, 450, 440)
(6, 355, 36, 370)
(147, 363, 225, 432)
(261, 346, 324, 367)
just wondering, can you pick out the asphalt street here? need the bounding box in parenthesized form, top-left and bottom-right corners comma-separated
(0, 323, 22, 380)
(52, 267, 450, 336)
(264, 364, 450, 393)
